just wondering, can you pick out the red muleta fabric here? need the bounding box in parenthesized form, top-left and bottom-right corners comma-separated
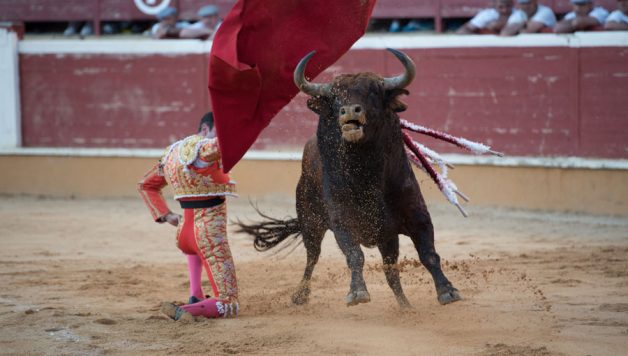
(208, 0, 377, 172)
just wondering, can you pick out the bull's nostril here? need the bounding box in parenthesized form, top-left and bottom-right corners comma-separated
(355, 106, 362, 113)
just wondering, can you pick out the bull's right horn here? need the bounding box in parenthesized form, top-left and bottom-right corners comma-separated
(293, 51, 332, 97)
(383, 48, 416, 90)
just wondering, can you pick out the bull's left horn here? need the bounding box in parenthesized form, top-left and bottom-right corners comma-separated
(294, 51, 332, 97)
(383, 48, 416, 90)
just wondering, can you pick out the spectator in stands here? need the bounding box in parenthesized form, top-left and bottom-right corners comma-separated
(500, 0, 557, 35)
(180, 5, 222, 40)
(389, 19, 434, 32)
(555, 0, 609, 33)
(151, 6, 190, 39)
(456, 0, 517, 34)
(605, 0, 628, 30)
(63, 21, 93, 37)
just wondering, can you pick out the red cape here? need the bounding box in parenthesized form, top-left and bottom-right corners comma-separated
(208, 0, 376, 172)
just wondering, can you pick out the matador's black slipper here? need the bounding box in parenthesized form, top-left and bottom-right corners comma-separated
(188, 296, 202, 304)
(188, 294, 212, 304)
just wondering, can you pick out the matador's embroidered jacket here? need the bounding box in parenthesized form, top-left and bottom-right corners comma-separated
(138, 134, 237, 220)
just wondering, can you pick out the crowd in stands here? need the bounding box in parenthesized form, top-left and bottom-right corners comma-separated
(457, 0, 627, 35)
(45, 0, 627, 38)
(60, 4, 221, 39)
(149, 5, 221, 40)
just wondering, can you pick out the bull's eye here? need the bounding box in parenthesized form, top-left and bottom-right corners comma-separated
(340, 108, 346, 115)
(355, 106, 362, 113)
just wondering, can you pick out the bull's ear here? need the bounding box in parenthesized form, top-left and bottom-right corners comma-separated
(386, 88, 409, 113)
(307, 96, 332, 116)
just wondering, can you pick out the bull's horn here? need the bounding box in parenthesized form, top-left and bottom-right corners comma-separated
(383, 48, 416, 90)
(293, 51, 332, 97)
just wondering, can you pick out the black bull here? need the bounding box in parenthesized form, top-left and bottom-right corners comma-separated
(237, 49, 461, 308)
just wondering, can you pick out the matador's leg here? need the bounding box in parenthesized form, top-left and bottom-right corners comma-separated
(186, 203, 239, 317)
(177, 209, 205, 303)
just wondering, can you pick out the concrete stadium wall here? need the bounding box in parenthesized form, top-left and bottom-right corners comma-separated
(0, 29, 20, 148)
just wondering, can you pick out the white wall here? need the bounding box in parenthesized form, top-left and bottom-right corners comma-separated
(0, 29, 20, 148)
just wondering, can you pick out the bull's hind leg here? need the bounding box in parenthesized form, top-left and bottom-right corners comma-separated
(407, 212, 462, 305)
(292, 227, 325, 305)
(378, 237, 412, 308)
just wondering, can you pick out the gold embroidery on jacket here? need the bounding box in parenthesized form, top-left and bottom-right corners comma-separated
(161, 136, 236, 199)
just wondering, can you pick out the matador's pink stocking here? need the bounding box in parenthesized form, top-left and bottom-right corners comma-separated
(187, 254, 204, 300)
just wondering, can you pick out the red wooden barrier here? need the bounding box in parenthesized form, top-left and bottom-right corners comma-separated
(578, 47, 628, 158)
(17, 38, 628, 159)
(20, 53, 209, 148)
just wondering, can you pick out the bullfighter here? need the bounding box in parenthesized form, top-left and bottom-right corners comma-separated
(138, 112, 238, 320)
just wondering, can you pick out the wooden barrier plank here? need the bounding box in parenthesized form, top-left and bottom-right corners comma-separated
(20, 53, 209, 147)
(383, 47, 578, 156)
(578, 47, 628, 159)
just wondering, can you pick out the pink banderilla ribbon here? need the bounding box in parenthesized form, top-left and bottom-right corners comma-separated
(400, 119, 503, 217)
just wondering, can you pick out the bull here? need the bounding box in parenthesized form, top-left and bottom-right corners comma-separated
(237, 49, 462, 308)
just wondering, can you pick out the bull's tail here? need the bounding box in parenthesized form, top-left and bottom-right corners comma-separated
(235, 206, 302, 252)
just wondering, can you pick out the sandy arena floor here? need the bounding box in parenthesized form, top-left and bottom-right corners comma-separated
(0, 195, 627, 355)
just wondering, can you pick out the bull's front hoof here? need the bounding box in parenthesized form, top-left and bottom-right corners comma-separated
(437, 286, 462, 305)
(291, 288, 310, 305)
(346, 290, 371, 306)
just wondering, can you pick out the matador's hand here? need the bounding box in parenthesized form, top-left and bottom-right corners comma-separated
(163, 212, 181, 227)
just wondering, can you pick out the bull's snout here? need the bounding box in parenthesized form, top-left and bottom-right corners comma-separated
(339, 104, 366, 143)
(339, 104, 363, 118)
